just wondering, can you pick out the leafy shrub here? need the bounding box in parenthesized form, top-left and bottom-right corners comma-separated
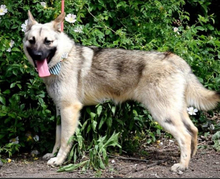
(0, 0, 220, 170)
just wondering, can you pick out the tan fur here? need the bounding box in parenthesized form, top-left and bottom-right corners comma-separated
(23, 11, 220, 172)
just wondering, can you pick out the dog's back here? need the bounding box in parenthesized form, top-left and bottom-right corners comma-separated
(79, 48, 219, 110)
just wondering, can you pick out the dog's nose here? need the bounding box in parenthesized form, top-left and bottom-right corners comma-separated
(33, 51, 43, 59)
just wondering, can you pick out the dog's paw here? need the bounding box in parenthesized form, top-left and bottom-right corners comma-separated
(47, 157, 64, 167)
(42, 153, 54, 160)
(171, 163, 187, 173)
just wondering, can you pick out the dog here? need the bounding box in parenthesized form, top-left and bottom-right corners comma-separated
(23, 11, 220, 172)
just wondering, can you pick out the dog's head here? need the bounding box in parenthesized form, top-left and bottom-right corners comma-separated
(23, 11, 66, 77)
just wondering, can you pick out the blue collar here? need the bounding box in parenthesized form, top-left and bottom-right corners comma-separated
(49, 53, 68, 75)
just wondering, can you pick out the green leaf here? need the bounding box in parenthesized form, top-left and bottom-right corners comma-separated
(103, 132, 121, 148)
(207, 24, 214, 31)
(11, 47, 20, 52)
(96, 105, 102, 116)
(196, 26, 205, 31)
(92, 120, 97, 132)
(10, 83, 16, 88)
(90, 112, 96, 120)
(98, 116, 106, 129)
(17, 84, 22, 89)
(75, 128, 83, 149)
(98, 157, 106, 169)
(57, 160, 89, 172)
(3, 89, 10, 94)
(81, 120, 88, 131)
(111, 106, 116, 115)
(0, 96, 6, 105)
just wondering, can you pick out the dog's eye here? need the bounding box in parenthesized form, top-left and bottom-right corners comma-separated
(44, 38, 53, 45)
(29, 37, 35, 44)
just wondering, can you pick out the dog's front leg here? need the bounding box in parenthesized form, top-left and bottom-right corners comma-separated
(43, 125, 61, 160)
(47, 101, 82, 166)
(43, 107, 61, 160)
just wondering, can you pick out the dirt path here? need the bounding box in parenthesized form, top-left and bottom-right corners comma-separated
(0, 138, 220, 178)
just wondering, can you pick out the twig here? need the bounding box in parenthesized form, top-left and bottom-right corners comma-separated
(109, 155, 149, 163)
(109, 155, 165, 166)
(145, 160, 165, 169)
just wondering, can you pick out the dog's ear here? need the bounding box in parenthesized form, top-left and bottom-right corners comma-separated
(53, 12, 65, 32)
(26, 10, 38, 32)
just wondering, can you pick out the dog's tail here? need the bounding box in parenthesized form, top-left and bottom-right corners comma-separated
(185, 73, 220, 111)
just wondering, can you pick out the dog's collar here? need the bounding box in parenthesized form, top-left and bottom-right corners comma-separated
(49, 52, 68, 75)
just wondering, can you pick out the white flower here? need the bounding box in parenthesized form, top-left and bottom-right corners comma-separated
(40, 2, 47, 8)
(74, 25, 83, 33)
(33, 135, 39, 142)
(21, 19, 28, 32)
(173, 27, 178, 32)
(65, 14, 77, 23)
(187, 107, 198, 115)
(9, 136, 19, 144)
(0, 5, 7, 16)
(6, 40, 14, 52)
(173, 27, 180, 35)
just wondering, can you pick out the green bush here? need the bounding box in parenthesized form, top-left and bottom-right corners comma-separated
(0, 0, 220, 170)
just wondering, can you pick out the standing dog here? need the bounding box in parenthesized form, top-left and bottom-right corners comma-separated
(23, 11, 220, 172)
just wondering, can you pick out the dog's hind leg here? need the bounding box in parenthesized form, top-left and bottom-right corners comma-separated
(181, 109, 198, 157)
(168, 109, 198, 172)
(155, 111, 193, 172)
(47, 101, 82, 166)
(151, 106, 199, 172)
(43, 106, 61, 160)
(137, 71, 199, 172)
(142, 98, 195, 172)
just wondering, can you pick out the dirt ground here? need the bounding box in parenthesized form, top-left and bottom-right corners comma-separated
(0, 136, 219, 178)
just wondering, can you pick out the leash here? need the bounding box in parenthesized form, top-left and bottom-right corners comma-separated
(49, 0, 66, 75)
(61, 0, 65, 32)
(38, 0, 66, 77)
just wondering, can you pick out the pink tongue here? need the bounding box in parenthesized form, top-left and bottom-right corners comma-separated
(36, 59, 50, 77)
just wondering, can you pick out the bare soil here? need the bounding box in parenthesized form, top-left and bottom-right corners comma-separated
(0, 137, 220, 178)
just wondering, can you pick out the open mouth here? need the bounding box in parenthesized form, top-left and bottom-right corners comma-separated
(27, 47, 57, 77)
(35, 59, 50, 77)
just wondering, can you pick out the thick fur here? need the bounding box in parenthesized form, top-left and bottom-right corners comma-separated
(23, 11, 220, 172)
